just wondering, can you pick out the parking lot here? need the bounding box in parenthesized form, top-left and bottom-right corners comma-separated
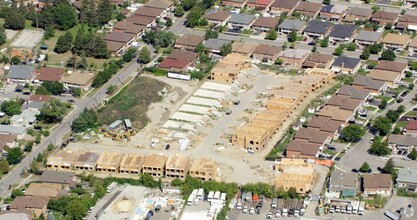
(10, 30, 44, 49)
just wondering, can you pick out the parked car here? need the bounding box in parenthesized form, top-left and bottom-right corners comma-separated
(401, 91, 408, 97)
(403, 157, 412, 161)
(397, 98, 404, 103)
(351, 169, 358, 173)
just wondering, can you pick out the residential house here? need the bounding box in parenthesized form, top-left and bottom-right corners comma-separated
(337, 85, 371, 101)
(252, 16, 280, 32)
(285, 139, 321, 159)
(317, 105, 354, 124)
(174, 34, 204, 51)
(28, 94, 51, 103)
(10, 196, 48, 218)
(189, 157, 217, 181)
(211, 53, 251, 83)
(302, 53, 334, 69)
(327, 94, 362, 113)
(126, 15, 155, 26)
(0, 210, 32, 220)
(113, 21, 145, 38)
(10, 109, 37, 127)
(62, 71, 95, 90)
(231, 42, 257, 56)
(328, 169, 358, 198)
(409, 37, 417, 55)
(142, 154, 167, 177)
(387, 134, 417, 152)
(278, 19, 306, 35)
(354, 30, 383, 48)
(0, 125, 27, 139)
(227, 13, 256, 30)
(221, 0, 248, 8)
(303, 20, 332, 39)
(246, 0, 274, 11)
(328, 24, 357, 43)
(105, 31, 136, 55)
(269, 0, 299, 16)
(381, 33, 410, 51)
(278, 49, 310, 68)
(331, 56, 361, 74)
(204, 38, 232, 54)
(74, 151, 99, 171)
(369, 70, 401, 86)
(352, 75, 386, 94)
(405, 121, 417, 136)
(0, 134, 17, 148)
(203, 10, 231, 26)
(294, 127, 332, 146)
(251, 44, 281, 64)
(293, 2, 322, 19)
(375, 60, 407, 74)
(165, 155, 191, 179)
(396, 14, 417, 31)
(25, 183, 62, 199)
(371, 11, 399, 25)
(306, 116, 342, 137)
(319, 5, 348, 22)
(396, 168, 417, 191)
(159, 50, 197, 75)
(363, 174, 393, 197)
(133, 6, 164, 19)
(34, 67, 65, 84)
(5, 65, 35, 83)
(343, 7, 373, 23)
(38, 170, 79, 188)
(144, 0, 173, 12)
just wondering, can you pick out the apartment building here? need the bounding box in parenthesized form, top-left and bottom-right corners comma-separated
(119, 153, 145, 174)
(142, 154, 168, 177)
(189, 157, 217, 181)
(96, 152, 124, 173)
(165, 155, 191, 179)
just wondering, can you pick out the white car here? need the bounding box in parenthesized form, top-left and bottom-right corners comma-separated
(403, 157, 412, 161)
(380, 156, 389, 160)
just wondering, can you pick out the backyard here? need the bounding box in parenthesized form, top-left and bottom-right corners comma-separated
(97, 76, 168, 129)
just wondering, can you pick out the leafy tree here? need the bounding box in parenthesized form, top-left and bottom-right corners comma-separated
(275, 59, 283, 65)
(379, 99, 387, 109)
(369, 43, 382, 54)
(106, 85, 116, 95)
(24, 141, 34, 152)
(35, 85, 50, 95)
(393, 127, 401, 134)
(166, 18, 173, 26)
(382, 158, 395, 175)
(73, 88, 82, 97)
(38, 99, 69, 124)
(11, 189, 24, 198)
(1, 99, 22, 116)
(397, 105, 405, 114)
(142, 30, 175, 48)
(115, 11, 126, 21)
(372, 5, 381, 13)
(52, 2, 77, 30)
(408, 148, 417, 160)
(219, 42, 232, 56)
(371, 116, 392, 136)
(323, 0, 331, 5)
(359, 162, 370, 172)
(30, 160, 39, 173)
(138, 47, 151, 64)
(369, 137, 391, 156)
(11, 56, 20, 65)
(334, 46, 344, 56)
(7, 147, 23, 165)
(185, 5, 204, 28)
(0, 160, 9, 174)
(55, 31, 73, 53)
(386, 110, 400, 123)
(312, 45, 317, 52)
(175, 5, 184, 17)
(139, 173, 159, 188)
(320, 37, 329, 47)
(182, 0, 197, 11)
(0, 26, 6, 45)
(195, 43, 207, 54)
(71, 108, 98, 133)
(202, 0, 216, 9)
(66, 200, 87, 220)
(289, 29, 297, 42)
(122, 47, 137, 62)
(42, 81, 65, 95)
(4, 10, 25, 30)
(346, 42, 357, 51)
(47, 143, 55, 151)
(205, 29, 218, 40)
(265, 29, 278, 40)
(43, 25, 55, 40)
(385, 22, 393, 30)
(340, 124, 365, 143)
(381, 50, 396, 61)
(36, 153, 44, 162)
(97, 0, 113, 25)
(360, 48, 371, 60)
(409, 83, 414, 90)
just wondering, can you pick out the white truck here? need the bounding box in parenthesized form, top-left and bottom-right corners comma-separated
(352, 201, 360, 215)
(346, 203, 353, 214)
(229, 198, 237, 210)
(358, 201, 365, 215)
(106, 182, 117, 193)
(196, 188, 204, 200)
(187, 193, 195, 206)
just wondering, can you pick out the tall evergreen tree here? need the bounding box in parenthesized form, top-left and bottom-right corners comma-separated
(79, 0, 89, 23)
(73, 27, 85, 55)
(97, 0, 113, 25)
(54, 31, 73, 53)
(87, 0, 99, 27)
(93, 35, 110, 58)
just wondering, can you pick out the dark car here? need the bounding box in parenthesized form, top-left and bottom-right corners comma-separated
(165, 144, 170, 150)
(22, 91, 31, 95)
(401, 91, 408, 97)
(308, 41, 316, 46)
(351, 169, 358, 173)
(67, 99, 75, 103)
(397, 98, 404, 103)
(368, 169, 372, 173)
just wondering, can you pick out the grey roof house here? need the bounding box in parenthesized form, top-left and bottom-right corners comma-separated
(227, 13, 256, 29)
(354, 30, 383, 47)
(278, 19, 306, 34)
(303, 20, 332, 38)
(343, 7, 373, 22)
(204, 38, 232, 53)
(331, 56, 361, 74)
(39, 170, 80, 188)
(387, 134, 417, 150)
(0, 125, 27, 138)
(328, 169, 358, 197)
(351, 75, 386, 93)
(397, 168, 417, 191)
(328, 24, 357, 42)
(337, 85, 371, 101)
(6, 65, 35, 83)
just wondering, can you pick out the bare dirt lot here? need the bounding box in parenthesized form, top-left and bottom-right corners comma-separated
(10, 30, 44, 49)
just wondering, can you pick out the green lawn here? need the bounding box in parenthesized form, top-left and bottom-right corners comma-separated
(323, 148, 337, 156)
(366, 106, 378, 111)
(97, 76, 167, 129)
(242, 29, 253, 35)
(403, 77, 415, 83)
(406, 111, 417, 117)
(395, 121, 409, 128)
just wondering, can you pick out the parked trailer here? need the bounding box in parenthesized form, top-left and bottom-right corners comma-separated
(208, 191, 214, 201)
(229, 198, 237, 210)
(352, 201, 360, 215)
(214, 191, 221, 200)
(197, 188, 204, 200)
(220, 193, 226, 204)
(282, 199, 291, 217)
(346, 203, 353, 214)
(295, 199, 303, 217)
(187, 193, 195, 206)
(275, 199, 284, 217)
(385, 210, 400, 220)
